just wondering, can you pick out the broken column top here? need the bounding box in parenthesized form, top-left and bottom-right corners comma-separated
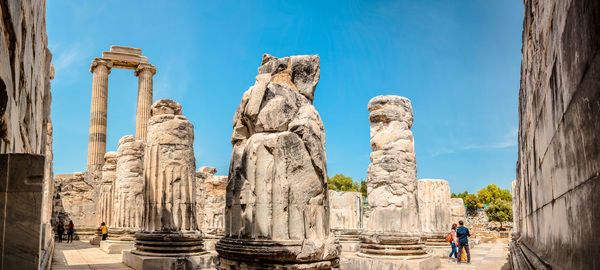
(258, 53, 320, 101)
(368, 95, 413, 126)
(101, 45, 149, 69)
(150, 99, 182, 116)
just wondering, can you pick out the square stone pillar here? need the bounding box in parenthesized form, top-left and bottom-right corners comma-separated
(0, 154, 45, 269)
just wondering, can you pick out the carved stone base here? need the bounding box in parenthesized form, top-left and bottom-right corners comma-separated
(100, 240, 134, 254)
(218, 257, 339, 270)
(133, 232, 205, 255)
(340, 252, 440, 270)
(202, 233, 222, 251)
(123, 250, 217, 270)
(358, 233, 428, 258)
(107, 228, 137, 241)
(215, 238, 340, 269)
(422, 233, 451, 258)
(332, 229, 362, 252)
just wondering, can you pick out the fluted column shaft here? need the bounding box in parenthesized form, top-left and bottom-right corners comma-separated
(134, 63, 156, 141)
(87, 58, 112, 172)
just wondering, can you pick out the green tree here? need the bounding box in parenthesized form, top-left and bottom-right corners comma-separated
(327, 174, 359, 192)
(451, 191, 469, 199)
(485, 199, 513, 229)
(359, 179, 367, 200)
(463, 194, 479, 214)
(477, 184, 512, 204)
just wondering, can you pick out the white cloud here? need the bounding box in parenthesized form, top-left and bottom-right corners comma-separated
(430, 127, 517, 157)
(51, 43, 85, 73)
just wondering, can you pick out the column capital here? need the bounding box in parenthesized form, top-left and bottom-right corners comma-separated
(135, 63, 156, 76)
(90, 58, 113, 73)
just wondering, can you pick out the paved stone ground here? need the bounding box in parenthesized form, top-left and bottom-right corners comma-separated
(439, 243, 510, 270)
(52, 240, 132, 269)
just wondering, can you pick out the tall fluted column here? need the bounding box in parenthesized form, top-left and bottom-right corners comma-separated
(87, 58, 112, 172)
(134, 63, 156, 141)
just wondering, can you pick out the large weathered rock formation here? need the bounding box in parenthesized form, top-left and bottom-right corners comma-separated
(0, 0, 54, 268)
(216, 54, 340, 269)
(510, 1, 600, 269)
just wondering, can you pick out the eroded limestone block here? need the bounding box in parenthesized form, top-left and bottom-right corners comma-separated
(113, 135, 144, 229)
(196, 167, 227, 236)
(450, 198, 466, 220)
(53, 172, 100, 229)
(329, 190, 362, 231)
(416, 179, 451, 234)
(217, 54, 340, 268)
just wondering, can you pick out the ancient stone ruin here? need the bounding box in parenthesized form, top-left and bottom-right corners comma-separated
(195, 166, 227, 250)
(341, 95, 438, 269)
(510, 0, 600, 269)
(123, 99, 213, 269)
(0, 0, 55, 268)
(99, 135, 145, 254)
(98, 152, 117, 230)
(417, 179, 452, 257)
(329, 191, 363, 252)
(86, 46, 156, 172)
(216, 54, 341, 269)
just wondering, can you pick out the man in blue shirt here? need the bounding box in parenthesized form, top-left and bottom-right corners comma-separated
(456, 220, 471, 264)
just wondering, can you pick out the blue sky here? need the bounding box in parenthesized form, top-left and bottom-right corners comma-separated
(47, 1, 523, 194)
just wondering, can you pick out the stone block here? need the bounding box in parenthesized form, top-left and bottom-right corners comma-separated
(122, 250, 218, 270)
(340, 252, 441, 270)
(99, 240, 134, 254)
(0, 154, 45, 270)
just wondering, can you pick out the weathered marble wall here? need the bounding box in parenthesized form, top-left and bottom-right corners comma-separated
(0, 0, 54, 268)
(511, 1, 600, 269)
(195, 166, 226, 235)
(417, 179, 451, 234)
(328, 190, 362, 231)
(53, 172, 100, 230)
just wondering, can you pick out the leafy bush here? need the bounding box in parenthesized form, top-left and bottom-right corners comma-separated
(485, 198, 513, 228)
(327, 174, 359, 192)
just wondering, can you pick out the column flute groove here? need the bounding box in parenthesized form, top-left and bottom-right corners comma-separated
(134, 63, 156, 141)
(87, 58, 112, 172)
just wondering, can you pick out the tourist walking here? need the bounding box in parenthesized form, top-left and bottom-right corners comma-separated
(56, 221, 64, 243)
(447, 223, 458, 261)
(100, 222, 108, 240)
(456, 220, 471, 264)
(66, 220, 74, 243)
